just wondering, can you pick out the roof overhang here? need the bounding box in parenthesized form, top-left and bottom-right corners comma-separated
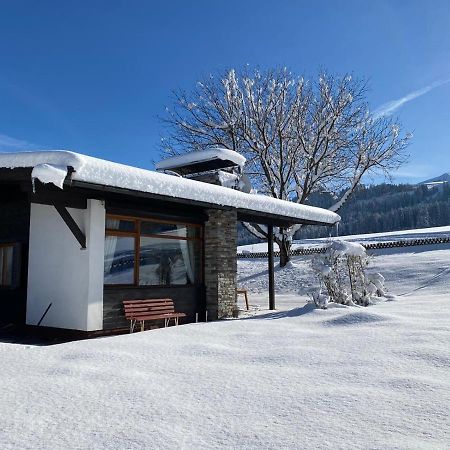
(68, 179, 330, 227)
(0, 151, 340, 228)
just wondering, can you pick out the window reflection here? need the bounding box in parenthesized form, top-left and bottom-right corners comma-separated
(141, 221, 200, 239)
(104, 216, 202, 287)
(139, 237, 200, 286)
(104, 236, 135, 285)
(105, 218, 135, 232)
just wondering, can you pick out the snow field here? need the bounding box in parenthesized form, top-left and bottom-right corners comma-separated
(0, 247, 449, 448)
(238, 225, 450, 253)
(237, 244, 450, 299)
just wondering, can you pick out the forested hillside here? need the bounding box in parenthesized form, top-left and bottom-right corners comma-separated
(237, 182, 450, 244)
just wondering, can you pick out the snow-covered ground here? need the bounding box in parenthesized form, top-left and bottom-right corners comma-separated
(237, 243, 450, 298)
(1, 246, 450, 449)
(238, 225, 450, 253)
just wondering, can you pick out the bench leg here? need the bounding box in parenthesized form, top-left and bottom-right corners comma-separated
(141, 321, 145, 332)
(130, 319, 137, 334)
(244, 291, 249, 310)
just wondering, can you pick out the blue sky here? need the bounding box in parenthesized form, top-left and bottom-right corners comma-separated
(0, 0, 449, 183)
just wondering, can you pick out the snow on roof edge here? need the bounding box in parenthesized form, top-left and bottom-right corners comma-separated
(0, 150, 340, 225)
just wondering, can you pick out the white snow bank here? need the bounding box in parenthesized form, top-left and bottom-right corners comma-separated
(0, 150, 340, 225)
(155, 147, 246, 170)
(0, 247, 449, 448)
(31, 163, 68, 190)
(1, 268, 450, 448)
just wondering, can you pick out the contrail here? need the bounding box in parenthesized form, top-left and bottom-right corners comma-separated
(0, 133, 39, 151)
(373, 78, 450, 119)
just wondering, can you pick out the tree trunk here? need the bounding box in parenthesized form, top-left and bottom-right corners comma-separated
(277, 235, 292, 268)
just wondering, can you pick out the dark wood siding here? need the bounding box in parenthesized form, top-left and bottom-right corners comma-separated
(103, 286, 204, 329)
(0, 185, 30, 326)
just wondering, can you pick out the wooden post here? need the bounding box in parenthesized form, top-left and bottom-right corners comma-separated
(268, 224, 275, 310)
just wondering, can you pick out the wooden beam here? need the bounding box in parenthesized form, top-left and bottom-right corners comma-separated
(268, 224, 275, 310)
(53, 203, 86, 249)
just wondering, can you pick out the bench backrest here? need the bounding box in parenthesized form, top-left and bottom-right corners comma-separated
(123, 298, 175, 320)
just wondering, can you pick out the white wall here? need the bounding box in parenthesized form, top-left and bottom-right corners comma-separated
(26, 199, 105, 331)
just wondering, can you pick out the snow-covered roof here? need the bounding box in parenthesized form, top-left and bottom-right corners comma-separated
(0, 150, 340, 225)
(156, 148, 246, 173)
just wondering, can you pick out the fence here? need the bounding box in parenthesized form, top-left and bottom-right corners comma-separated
(237, 236, 450, 259)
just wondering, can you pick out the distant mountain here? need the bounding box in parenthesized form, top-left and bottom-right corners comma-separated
(420, 173, 450, 184)
(237, 181, 450, 245)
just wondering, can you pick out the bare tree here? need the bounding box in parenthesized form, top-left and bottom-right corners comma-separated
(161, 67, 411, 266)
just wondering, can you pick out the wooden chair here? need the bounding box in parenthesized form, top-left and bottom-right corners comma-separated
(237, 288, 249, 310)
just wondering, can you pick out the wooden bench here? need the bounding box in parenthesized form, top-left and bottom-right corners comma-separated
(123, 299, 187, 333)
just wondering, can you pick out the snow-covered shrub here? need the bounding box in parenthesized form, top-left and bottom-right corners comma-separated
(312, 245, 351, 305)
(367, 273, 386, 297)
(312, 240, 386, 307)
(311, 290, 330, 309)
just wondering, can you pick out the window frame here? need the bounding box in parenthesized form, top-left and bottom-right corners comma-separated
(104, 214, 203, 288)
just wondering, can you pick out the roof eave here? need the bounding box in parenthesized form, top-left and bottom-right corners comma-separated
(69, 179, 337, 227)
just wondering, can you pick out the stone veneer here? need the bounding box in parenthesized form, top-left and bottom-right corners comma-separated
(204, 208, 238, 319)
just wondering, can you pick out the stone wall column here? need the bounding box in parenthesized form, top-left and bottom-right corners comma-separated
(204, 208, 237, 320)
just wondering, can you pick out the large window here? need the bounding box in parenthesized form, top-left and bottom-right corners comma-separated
(104, 215, 202, 287)
(0, 244, 15, 288)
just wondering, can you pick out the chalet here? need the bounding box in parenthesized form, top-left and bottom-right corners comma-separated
(0, 150, 340, 336)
